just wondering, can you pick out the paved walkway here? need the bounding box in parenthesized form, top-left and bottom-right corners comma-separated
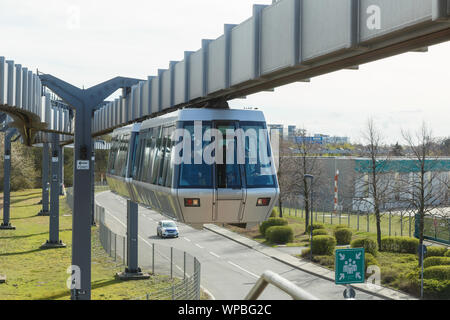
(203, 224, 417, 300)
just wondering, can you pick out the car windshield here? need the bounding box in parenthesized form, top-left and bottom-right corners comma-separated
(163, 222, 176, 228)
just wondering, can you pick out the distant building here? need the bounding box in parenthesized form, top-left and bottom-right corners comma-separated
(268, 124, 350, 145)
(282, 157, 450, 213)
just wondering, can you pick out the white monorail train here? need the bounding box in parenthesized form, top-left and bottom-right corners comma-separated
(106, 108, 279, 228)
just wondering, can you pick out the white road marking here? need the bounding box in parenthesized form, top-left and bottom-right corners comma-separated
(209, 252, 220, 258)
(227, 261, 259, 279)
(184, 237, 191, 242)
(195, 244, 204, 249)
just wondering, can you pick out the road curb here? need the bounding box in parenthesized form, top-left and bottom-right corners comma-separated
(203, 224, 417, 300)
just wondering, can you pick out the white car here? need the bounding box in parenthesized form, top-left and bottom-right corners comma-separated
(157, 220, 179, 238)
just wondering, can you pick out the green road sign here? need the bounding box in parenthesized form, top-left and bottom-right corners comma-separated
(335, 248, 365, 285)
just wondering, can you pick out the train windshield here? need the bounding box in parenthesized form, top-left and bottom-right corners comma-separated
(240, 122, 276, 188)
(178, 120, 276, 189)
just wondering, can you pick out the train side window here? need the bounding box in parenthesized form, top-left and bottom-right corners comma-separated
(158, 127, 169, 186)
(131, 133, 140, 179)
(151, 126, 162, 185)
(163, 126, 175, 188)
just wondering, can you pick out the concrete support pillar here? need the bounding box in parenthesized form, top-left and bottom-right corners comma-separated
(41, 134, 66, 249)
(1, 130, 15, 230)
(116, 200, 149, 280)
(38, 142, 50, 216)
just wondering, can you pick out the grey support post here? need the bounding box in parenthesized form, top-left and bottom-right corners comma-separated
(59, 146, 65, 196)
(39, 74, 141, 300)
(38, 141, 50, 216)
(41, 134, 66, 249)
(116, 200, 150, 280)
(1, 129, 16, 230)
(91, 142, 96, 226)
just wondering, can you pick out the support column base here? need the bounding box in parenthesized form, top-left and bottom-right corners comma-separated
(40, 240, 67, 249)
(0, 224, 16, 230)
(0, 275, 6, 284)
(115, 268, 150, 281)
(37, 210, 50, 216)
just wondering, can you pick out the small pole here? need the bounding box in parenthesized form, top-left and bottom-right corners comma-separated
(389, 212, 392, 236)
(420, 246, 425, 299)
(170, 247, 173, 279)
(114, 233, 117, 261)
(152, 243, 155, 275)
(183, 251, 186, 280)
(357, 211, 360, 231)
(401, 215, 403, 237)
(367, 212, 369, 232)
(409, 212, 412, 237)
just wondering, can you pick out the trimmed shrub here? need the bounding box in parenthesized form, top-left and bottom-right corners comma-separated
(423, 266, 450, 280)
(311, 235, 336, 256)
(351, 238, 378, 256)
(334, 228, 352, 245)
(424, 257, 450, 269)
(306, 223, 325, 233)
(445, 250, 450, 257)
(380, 237, 419, 254)
(334, 224, 349, 230)
(312, 229, 328, 236)
(301, 248, 311, 258)
(265, 226, 294, 244)
(259, 218, 288, 236)
(270, 209, 277, 218)
(425, 246, 448, 258)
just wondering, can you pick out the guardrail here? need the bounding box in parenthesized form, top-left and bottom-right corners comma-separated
(245, 270, 318, 300)
(93, 200, 201, 300)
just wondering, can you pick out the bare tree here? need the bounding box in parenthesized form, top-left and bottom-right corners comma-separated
(401, 123, 449, 264)
(356, 118, 394, 249)
(287, 128, 323, 233)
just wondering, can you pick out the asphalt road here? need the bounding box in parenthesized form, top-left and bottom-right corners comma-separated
(96, 191, 381, 300)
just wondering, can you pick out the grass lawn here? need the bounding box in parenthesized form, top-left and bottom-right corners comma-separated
(0, 189, 177, 300)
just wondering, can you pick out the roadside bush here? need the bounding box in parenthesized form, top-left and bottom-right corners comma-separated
(265, 226, 294, 244)
(306, 223, 325, 233)
(399, 277, 450, 300)
(311, 236, 336, 256)
(423, 257, 450, 269)
(351, 238, 378, 256)
(334, 228, 352, 245)
(334, 224, 349, 230)
(425, 246, 448, 258)
(423, 266, 450, 280)
(380, 237, 419, 254)
(365, 253, 379, 270)
(270, 209, 277, 218)
(312, 229, 328, 236)
(259, 218, 288, 236)
(445, 250, 450, 257)
(301, 248, 311, 258)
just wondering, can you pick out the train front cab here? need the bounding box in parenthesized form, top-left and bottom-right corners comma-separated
(176, 119, 279, 227)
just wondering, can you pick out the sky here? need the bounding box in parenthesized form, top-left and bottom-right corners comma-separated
(1, 0, 449, 144)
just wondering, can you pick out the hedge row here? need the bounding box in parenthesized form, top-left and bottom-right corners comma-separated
(380, 237, 419, 254)
(351, 238, 378, 256)
(312, 229, 328, 236)
(423, 266, 450, 281)
(265, 226, 294, 244)
(425, 247, 448, 258)
(259, 218, 288, 236)
(306, 223, 325, 233)
(423, 257, 450, 269)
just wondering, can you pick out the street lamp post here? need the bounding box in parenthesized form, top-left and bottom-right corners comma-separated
(305, 174, 314, 261)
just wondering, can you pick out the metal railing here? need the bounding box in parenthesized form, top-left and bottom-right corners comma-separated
(93, 202, 201, 300)
(245, 270, 318, 300)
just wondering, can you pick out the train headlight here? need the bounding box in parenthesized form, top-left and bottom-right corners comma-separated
(256, 198, 271, 206)
(184, 198, 200, 207)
